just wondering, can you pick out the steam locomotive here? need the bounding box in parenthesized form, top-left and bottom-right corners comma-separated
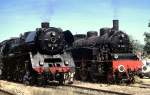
(0, 22, 75, 85)
(71, 20, 143, 83)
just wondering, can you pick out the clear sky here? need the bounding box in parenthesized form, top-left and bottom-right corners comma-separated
(0, 0, 150, 44)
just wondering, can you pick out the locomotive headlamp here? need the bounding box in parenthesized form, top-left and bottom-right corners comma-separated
(121, 34, 125, 38)
(64, 61, 69, 66)
(114, 54, 118, 59)
(51, 32, 56, 36)
(39, 61, 44, 66)
(118, 65, 125, 72)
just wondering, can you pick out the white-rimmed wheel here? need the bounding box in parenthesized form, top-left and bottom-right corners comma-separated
(118, 65, 125, 73)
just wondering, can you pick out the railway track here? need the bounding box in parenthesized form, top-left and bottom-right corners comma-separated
(0, 79, 150, 95)
(0, 89, 15, 95)
(63, 84, 132, 95)
(46, 83, 132, 95)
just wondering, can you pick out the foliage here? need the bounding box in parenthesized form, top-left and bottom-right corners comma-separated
(144, 32, 150, 54)
(129, 35, 144, 54)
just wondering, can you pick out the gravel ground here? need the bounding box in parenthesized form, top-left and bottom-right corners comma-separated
(0, 78, 150, 95)
(0, 91, 12, 95)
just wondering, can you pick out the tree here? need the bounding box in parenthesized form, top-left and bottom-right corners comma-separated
(129, 35, 143, 54)
(143, 32, 150, 54)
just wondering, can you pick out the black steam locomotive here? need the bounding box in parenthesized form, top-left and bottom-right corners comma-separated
(0, 22, 75, 85)
(71, 20, 142, 83)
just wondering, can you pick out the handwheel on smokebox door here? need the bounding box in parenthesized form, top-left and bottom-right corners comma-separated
(79, 68, 89, 81)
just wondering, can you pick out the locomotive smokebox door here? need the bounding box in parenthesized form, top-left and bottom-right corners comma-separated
(41, 22, 49, 28)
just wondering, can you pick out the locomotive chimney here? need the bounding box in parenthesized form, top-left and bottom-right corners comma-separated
(112, 20, 119, 31)
(41, 22, 49, 28)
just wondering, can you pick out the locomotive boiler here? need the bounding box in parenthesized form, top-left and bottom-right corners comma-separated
(0, 22, 75, 85)
(71, 20, 143, 83)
